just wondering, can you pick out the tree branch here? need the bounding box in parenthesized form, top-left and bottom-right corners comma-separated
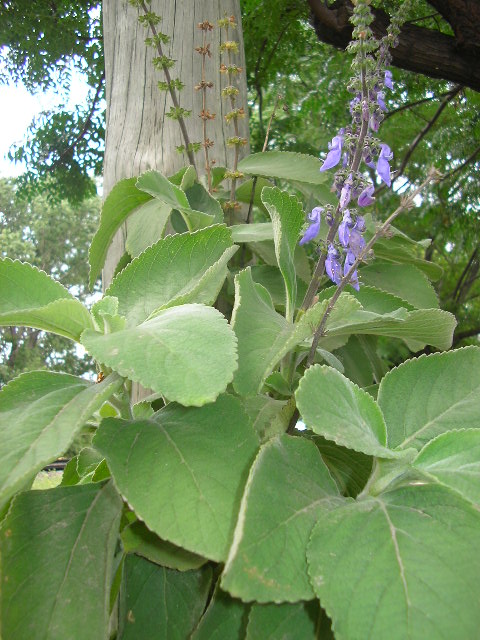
(307, 0, 480, 92)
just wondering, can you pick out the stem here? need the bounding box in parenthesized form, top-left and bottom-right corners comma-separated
(306, 171, 438, 366)
(200, 28, 212, 192)
(301, 63, 369, 313)
(140, 1, 196, 169)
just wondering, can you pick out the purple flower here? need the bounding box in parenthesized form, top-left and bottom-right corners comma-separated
(377, 91, 387, 111)
(358, 184, 375, 207)
(369, 113, 380, 132)
(377, 143, 393, 187)
(339, 174, 353, 210)
(320, 131, 344, 172)
(325, 244, 342, 285)
(348, 228, 366, 257)
(384, 70, 393, 90)
(299, 206, 323, 245)
(338, 209, 353, 248)
(343, 250, 360, 291)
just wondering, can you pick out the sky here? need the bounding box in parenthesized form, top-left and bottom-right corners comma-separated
(0, 70, 91, 177)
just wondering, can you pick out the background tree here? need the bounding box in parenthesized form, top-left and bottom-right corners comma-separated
(0, 178, 99, 383)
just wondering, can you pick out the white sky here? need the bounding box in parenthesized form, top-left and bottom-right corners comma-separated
(0, 70, 91, 177)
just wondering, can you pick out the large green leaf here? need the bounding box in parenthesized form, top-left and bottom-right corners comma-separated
(232, 268, 327, 396)
(238, 151, 329, 185)
(94, 396, 259, 561)
(413, 429, 480, 505)
(246, 602, 330, 640)
(136, 170, 215, 230)
(106, 226, 236, 326)
(120, 555, 211, 640)
(221, 435, 339, 603)
(359, 263, 439, 309)
(241, 395, 291, 441)
(377, 347, 480, 450)
(251, 265, 307, 309)
(0, 483, 122, 640)
(261, 187, 304, 320)
(312, 435, 373, 498)
(0, 258, 94, 340)
(230, 222, 274, 243)
(191, 587, 249, 640)
(185, 181, 224, 223)
(307, 484, 480, 640)
(125, 198, 171, 257)
(121, 520, 206, 571)
(296, 365, 397, 458)
(323, 293, 456, 351)
(0, 371, 122, 508)
(81, 303, 237, 406)
(373, 236, 443, 282)
(89, 177, 152, 288)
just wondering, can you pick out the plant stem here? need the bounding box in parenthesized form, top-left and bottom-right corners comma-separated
(140, 1, 196, 169)
(200, 27, 212, 192)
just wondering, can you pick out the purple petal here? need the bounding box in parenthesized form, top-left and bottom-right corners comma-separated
(385, 70, 393, 90)
(299, 219, 321, 245)
(354, 216, 366, 232)
(358, 185, 375, 207)
(348, 230, 366, 257)
(326, 245, 342, 285)
(338, 210, 353, 248)
(377, 92, 387, 111)
(343, 251, 360, 290)
(377, 144, 393, 187)
(339, 176, 352, 210)
(320, 134, 343, 172)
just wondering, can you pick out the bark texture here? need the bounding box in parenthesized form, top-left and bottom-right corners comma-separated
(307, 0, 480, 92)
(102, 0, 249, 286)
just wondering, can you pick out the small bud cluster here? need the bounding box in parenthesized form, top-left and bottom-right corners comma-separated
(299, 0, 405, 291)
(195, 19, 216, 191)
(219, 14, 244, 214)
(131, 0, 196, 168)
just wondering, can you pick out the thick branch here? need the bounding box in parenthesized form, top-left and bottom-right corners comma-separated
(307, 0, 480, 92)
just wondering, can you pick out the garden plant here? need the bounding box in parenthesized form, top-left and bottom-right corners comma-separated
(1, 1, 479, 638)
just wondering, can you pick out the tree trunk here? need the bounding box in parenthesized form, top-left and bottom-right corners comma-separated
(102, 0, 250, 288)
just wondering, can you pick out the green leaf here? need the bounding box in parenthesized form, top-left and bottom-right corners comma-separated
(238, 151, 329, 185)
(185, 181, 224, 223)
(236, 177, 273, 211)
(121, 520, 206, 571)
(0, 371, 122, 508)
(307, 484, 480, 640)
(296, 365, 396, 458)
(120, 555, 211, 640)
(232, 268, 327, 396)
(125, 198, 171, 257)
(191, 587, 249, 640)
(241, 395, 291, 441)
(94, 395, 259, 561)
(312, 435, 373, 498)
(230, 222, 274, 243)
(0, 483, 122, 640)
(377, 347, 480, 450)
(221, 434, 339, 603)
(0, 258, 94, 340)
(106, 226, 236, 326)
(360, 263, 439, 309)
(136, 170, 215, 230)
(373, 236, 443, 281)
(261, 187, 305, 320)
(251, 265, 307, 309)
(247, 601, 329, 640)
(323, 293, 456, 351)
(89, 177, 152, 289)
(413, 429, 480, 505)
(81, 304, 238, 406)
(351, 285, 415, 314)
(249, 240, 311, 284)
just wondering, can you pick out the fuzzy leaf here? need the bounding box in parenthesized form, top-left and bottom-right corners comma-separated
(94, 396, 259, 561)
(106, 226, 236, 326)
(238, 151, 329, 185)
(377, 347, 480, 450)
(0, 371, 122, 507)
(221, 435, 339, 603)
(89, 177, 152, 288)
(0, 258, 94, 340)
(307, 485, 480, 640)
(81, 304, 237, 406)
(0, 483, 122, 640)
